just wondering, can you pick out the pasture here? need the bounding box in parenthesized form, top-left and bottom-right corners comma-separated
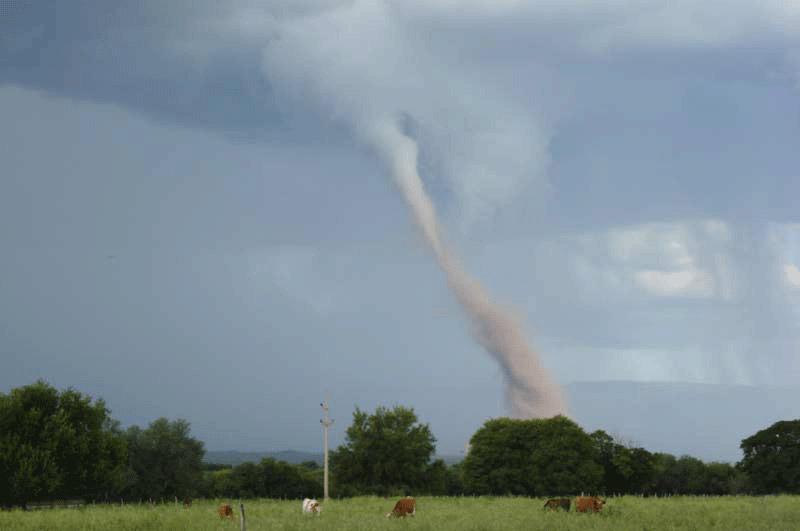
(2, 495, 799, 530)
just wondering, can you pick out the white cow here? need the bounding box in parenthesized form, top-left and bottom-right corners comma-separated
(302, 498, 321, 514)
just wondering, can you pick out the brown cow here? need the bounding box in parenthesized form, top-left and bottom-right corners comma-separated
(386, 496, 416, 518)
(218, 503, 234, 518)
(183, 497, 192, 508)
(543, 498, 571, 511)
(575, 496, 605, 513)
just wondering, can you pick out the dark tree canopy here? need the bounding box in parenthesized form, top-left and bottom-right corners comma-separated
(201, 458, 322, 499)
(330, 405, 436, 495)
(647, 453, 739, 495)
(123, 418, 205, 500)
(462, 416, 602, 496)
(0, 381, 127, 507)
(704, 461, 738, 495)
(739, 419, 800, 494)
(233, 458, 322, 499)
(591, 430, 656, 494)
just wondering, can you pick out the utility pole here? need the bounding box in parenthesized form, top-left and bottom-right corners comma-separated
(320, 399, 334, 501)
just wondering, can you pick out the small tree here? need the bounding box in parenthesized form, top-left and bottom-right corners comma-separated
(650, 452, 679, 494)
(591, 430, 624, 493)
(674, 455, 709, 494)
(330, 405, 435, 495)
(444, 462, 465, 495)
(229, 461, 266, 498)
(704, 462, 737, 495)
(739, 419, 800, 494)
(419, 459, 448, 495)
(204, 468, 235, 498)
(123, 418, 205, 500)
(591, 430, 655, 494)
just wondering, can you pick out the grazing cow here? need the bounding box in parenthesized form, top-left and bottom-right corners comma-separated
(302, 498, 321, 514)
(386, 496, 416, 518)
(182, 497, 192, 508)
(543, 498, 571, 511)
(218, 503, 234, 518)
(575, 496, 605, 513)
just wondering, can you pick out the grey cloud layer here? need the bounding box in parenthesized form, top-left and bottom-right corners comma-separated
(2, 1, 800, 452)
(5, 1, 799, 223)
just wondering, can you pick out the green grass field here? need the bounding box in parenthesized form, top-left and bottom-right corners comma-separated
(2, 496, 799, 530)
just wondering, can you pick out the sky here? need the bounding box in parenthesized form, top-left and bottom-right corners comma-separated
(1, 1, 799, 457)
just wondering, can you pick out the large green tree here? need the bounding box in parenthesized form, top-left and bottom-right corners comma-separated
(330, 405, 436, 495)
(462, 416, 602, 496)
(0, 381, 128, 507)
(123, 418, 205, 500)
(739, 419, 800, 494)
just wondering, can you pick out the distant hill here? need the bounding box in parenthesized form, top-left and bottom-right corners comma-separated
(437, 454, 463, 465)
(205, 450, 323, 466)
(566, 381, 800, 463)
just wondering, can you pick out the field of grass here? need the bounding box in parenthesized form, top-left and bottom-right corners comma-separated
(2, 495, 799, 530)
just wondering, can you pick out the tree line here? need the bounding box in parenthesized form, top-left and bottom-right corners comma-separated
(2, 381, 799, 507)
(0, 382, 206, 507)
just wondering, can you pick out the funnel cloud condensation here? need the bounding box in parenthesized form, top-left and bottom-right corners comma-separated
(365, 120, 566, 418)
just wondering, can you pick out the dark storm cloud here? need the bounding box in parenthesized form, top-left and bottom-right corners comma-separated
(1, 1, 281, 137)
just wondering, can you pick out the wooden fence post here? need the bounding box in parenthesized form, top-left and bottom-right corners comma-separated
(239, 502, 246, 531)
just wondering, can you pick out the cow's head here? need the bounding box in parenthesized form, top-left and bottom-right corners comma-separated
(594, 497, 606, 509)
